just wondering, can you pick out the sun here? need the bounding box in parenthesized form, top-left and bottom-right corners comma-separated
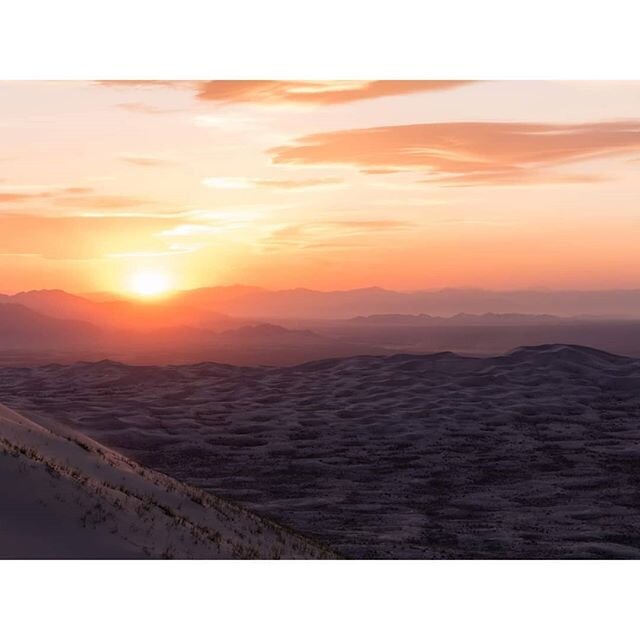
(128, 271, 172, 298)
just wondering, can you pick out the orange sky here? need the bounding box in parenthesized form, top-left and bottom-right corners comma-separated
(1, 80, 640, 294)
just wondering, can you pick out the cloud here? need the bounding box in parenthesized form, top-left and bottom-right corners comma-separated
(252, 177, 343, 190)
(79, 208, 257, 221)
(0, 252, 40, 258)
(98, 80, 189, 89)
(0, 186, 155, 211)
(157, 224, 226, 237)
(51, 194, 154, 209)
(119, 154, 175, 167)
(100, 80, 472, 108)
(0, 192, 45, 203)
(76, 211, 187, 219)
(202, 176, 343, 190)
(156, 210, 257, 238)
(195, 81, 472, 105)
(105, 245, 203, 258)
(324, 220, 415, 230)
(202, 177, 254, 190)
(0, 209, 249, 261)
(117, 102, 180, 115)
(0, 186, 92, 203)
(262, 219, 415, 249)
(431, 168, 607, 186)
(269, 120, 640, 185)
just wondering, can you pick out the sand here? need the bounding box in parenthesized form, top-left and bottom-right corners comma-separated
(1, 344, 640, 558)
(0, 403, 334, 559)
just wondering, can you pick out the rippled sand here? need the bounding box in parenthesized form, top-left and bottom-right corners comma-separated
(2, 344, 640, 558)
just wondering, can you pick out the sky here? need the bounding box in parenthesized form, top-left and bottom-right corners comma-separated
(1, 80, 640, 295)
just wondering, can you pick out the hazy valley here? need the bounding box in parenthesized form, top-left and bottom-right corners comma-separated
(4, 287, 640, 367)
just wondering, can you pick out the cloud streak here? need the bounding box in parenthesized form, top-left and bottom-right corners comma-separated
(269, 120, 640, 185)
(119, 155, 176, 167)
(203, 176, 343, 190)
(195, 81, 472, 105)
(262, 219, 416, 250)
(0, 186, 92, 203)
(100, 80, 472, 107)
(117, 102, 180, 115)
(0, 185, 159, 213)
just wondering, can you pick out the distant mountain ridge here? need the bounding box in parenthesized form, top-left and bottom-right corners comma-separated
(219, 323, 320, 341)
(4, 287, 640, 365)
(5, 286, 640, 320)
(0, 303, 102, 348)
(347, 312, 569, 325)
(1, 289, 233, 330)
(163, 286, 640, 318)
(0, 299, 385, 366)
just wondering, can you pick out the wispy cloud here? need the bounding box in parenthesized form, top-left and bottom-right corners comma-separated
(105, 244, 204, 258)
(100, 80, 473, 109)
(155, 209, 258, 238)
(0, 192, 45, 203)
(0, 185, 157, 211)
(202, 177, 254, 190)
(97, 80, 189, 89)
(157, 224, 227, 237)
(117, 102, 180, 115)
(51, 194, 154, 209)
(77, 211, 186, 219)
(119, 154, 177, 167)
(249, 177, 343, 190)
(269, 120, 640, 185)
(77, 208, 256, 221)
(195, 81, 473, 106)
(0, 252, 41, 258)
(261, 219, 416, 250)
(0, 186, 92, 203)
(202, 176, 343, 190)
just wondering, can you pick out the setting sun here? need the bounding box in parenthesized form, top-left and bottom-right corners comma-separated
(129, 271, 172, 298)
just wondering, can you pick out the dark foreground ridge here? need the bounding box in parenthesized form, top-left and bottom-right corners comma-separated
(2, 344, 640, 558)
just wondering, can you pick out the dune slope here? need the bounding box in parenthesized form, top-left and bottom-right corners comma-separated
(0, 403, 333, 559)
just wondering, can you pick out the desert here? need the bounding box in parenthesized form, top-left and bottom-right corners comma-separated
(2, 343, 639, 558)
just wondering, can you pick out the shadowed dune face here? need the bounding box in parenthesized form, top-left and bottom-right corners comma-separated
(2, 344, 640, 558)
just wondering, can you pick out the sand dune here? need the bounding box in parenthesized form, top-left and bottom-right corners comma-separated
(0, 403, 334, 559)
(2, 344, 640, 558)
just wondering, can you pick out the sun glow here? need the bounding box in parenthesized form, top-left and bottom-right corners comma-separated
(128, 271, 172, 298)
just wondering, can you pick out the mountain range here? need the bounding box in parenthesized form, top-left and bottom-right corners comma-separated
(6, 286, 640, 321)
(3, 287, 640, 365)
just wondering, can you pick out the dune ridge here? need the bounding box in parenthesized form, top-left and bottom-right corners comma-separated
(0, 403, 335, 559)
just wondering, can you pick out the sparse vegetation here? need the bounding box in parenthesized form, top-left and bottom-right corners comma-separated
(0, 404, 336, 559)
